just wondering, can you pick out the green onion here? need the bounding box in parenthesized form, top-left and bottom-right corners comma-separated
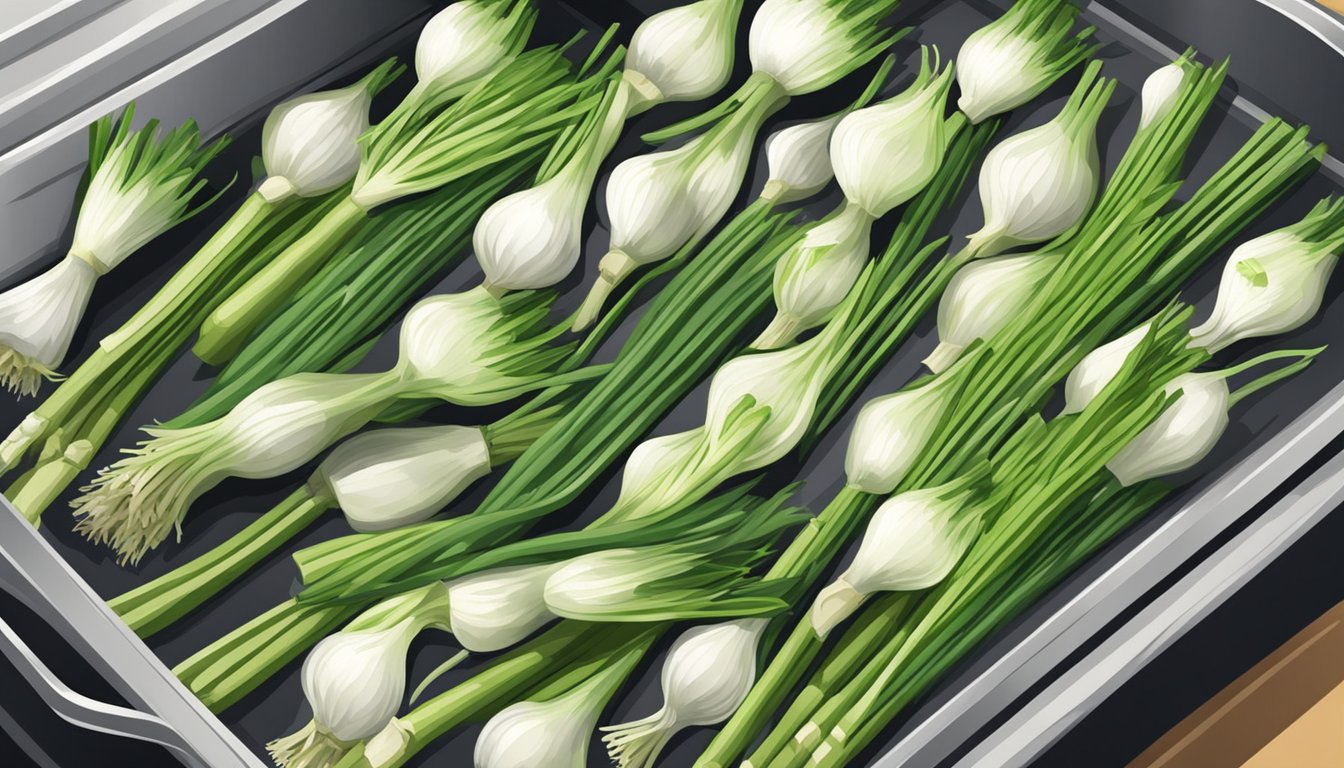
(0, 105, 229, 396)
(168, 153, 540, 428)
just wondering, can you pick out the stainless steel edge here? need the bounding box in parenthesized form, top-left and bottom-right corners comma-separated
(0, 498, 264, 768)
(0, 614, 195, 758)
(0, 0, 123, 69)
(0, 0, 432, 283)
(953, 447, 1344, 768)
(869, 2, 1344, 765)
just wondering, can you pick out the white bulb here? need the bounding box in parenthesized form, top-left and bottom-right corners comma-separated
(762, 114, 842, 203)
(926, 251, 1059, 372)
(0, 257, 97, 372)
(605, 146, 704, 266)
(955, 5, 1090, 123)
(1107, 372, 1230, 485)
(303, 620, 417, 742)
(766, 202, 872, 341)
(474, 171, 587, 291)
(812, 483, 981, 637)
(1061, 324, 1151, 415)
(415, 0, 527, 91)
(447, 564, 558, 653)
(748, 0, 869, 95)
(601, 619, 768, 767)
(830, 50, 955, 217)
(1190, 232, 1339, 353)
(626, 0, 739, 104)
(1139, 60, 1188, 130)
(316, 425, 492, 532)
(844, 375, 956, 494)
(475, 678, 606, 768)
(967, 117, 1100, 256)
(262, 72, 380, 197)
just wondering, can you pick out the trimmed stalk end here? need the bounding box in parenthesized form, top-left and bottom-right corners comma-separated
(810, 579, 865, 639)
(923, 340, 964, 373)
(622, 70, 664, 117)
(11, 439, 93, 525)
(0, 413, 48, 471)
(760, 179, 789, 204)
(257, 175, 298, 204)
(572, 249, 638, 331)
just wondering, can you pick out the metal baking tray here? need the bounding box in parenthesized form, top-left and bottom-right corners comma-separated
(1, 0, 1343, 766)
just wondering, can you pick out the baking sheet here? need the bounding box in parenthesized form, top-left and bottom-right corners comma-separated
(1, 0, 1342, 766)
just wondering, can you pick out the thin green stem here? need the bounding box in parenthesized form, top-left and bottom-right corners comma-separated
(194, 196, 368, 364)
(109, 488, 333, 637)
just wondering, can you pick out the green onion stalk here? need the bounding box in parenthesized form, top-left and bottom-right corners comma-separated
(178, 485, 800, 713)
(0, 105, 232, 397)
(696, 56, 1327, 766)
(190, 33, 619, 366)
(753, 309, 1204, 768)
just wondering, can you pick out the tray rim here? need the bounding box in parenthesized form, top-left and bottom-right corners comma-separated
(1, 1, 1343, 767)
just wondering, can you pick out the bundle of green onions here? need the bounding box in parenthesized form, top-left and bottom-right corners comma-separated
(106, 392, 570, 638)
(73, 285, 593, 564)
(0, 1, 557, 520)
(0, 106, 228, 396)
(192, 13, 611, 363)
(697, 58, 1325, 767)
(0, 58, 404, 519)
(167, 152, 539, 428)
(571, 0, 906, 329)
(756, 0, 1097, 349)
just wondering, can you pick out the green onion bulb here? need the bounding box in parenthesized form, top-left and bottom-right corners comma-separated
(475, 667, 616, 768)
(73, 287, 557, 563)
(313, 425, 492, 532)
(1105, 372, 1230, 486)
(1190, 199, 1344, 353)
(269, 584, 451, 768)
(1060, 323, 1150, 416)
(955, 0, 1096, 124)
(414, 0, 534, 94)
(844, 372, 960, 494)
(624, 0, 742, 111)
(1138, 59, 1189, 130)
(601, 619, 768, 768)
(963, 66, 1108, 259)
(811, 480, 984, 638)
(756, 47, 954, 348)
(260, 63, 395, 201)
(761, 113, 842, 204)
(925, 250, 1059, 373)
(447, 564, 559, 653)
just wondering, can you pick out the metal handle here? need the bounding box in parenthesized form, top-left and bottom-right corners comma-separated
(0, 613, 194, 758)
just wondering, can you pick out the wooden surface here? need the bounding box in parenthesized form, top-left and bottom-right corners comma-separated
(1128, 602, 1344, 768)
